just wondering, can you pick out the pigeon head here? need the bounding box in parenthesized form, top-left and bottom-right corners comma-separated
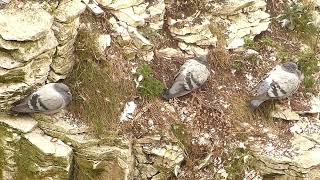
(53, 83, 72, 103)
(194, 55, 208, 66)
(281, 62, 298, 73)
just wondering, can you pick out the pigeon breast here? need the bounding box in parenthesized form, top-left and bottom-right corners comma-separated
(30, 88, 65, 112)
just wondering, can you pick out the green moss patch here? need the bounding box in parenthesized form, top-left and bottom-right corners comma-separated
(281, 2, 320, 48)
(136, 64, 165, 99)
(224, 148, 255, 180)
(297, 50, 319, 89)
(0, 70, 25, 83)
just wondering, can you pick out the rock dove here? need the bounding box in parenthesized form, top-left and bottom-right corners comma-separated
(163, 55, 210, 100)
(11, 83, 72, 114)
(250, 62, 303, 110)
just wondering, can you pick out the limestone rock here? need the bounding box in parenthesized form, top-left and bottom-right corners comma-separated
(252, 117, 320, 179)
(0, 83, 29, 108)
(0, 30, 58, 62)
(52, 17, 80, 45)
(0, 119, 72, 179)
(56, 38, 76, 57)
(147, 0, 165, 30)
(51, 55, 76, 75)
(51, 16, 78, 76)
(23, 128, 73, 178)
(23, 49, 55, 85)
(25, 128, 73, 157)
(0, 0, 10, 5)
(0, 7, 53, 41)
(95, 0, 112, 7)
(86, 3, 104, 15)
(222, 1, 270, 49)
(109, 17, 131, 42)
(47, 71, 68, 82)
(34, 112, 98, 148)
(0, 52, 23, 69)
(139, 164, 158, 179)
(54, 0, 86, 23)
(157, 47, 186, 59)
(104, 0, 165, 30)
(168, 17, 217, 46)
(97, 34, 112, 54)
(133, 136, 185, 179)
(75, 141, 134, 180)
(149, 145, 185, 169)
(109, 17, 152, 50)
(112, 7, 145, 27)
(100, 0, 144, 10)
(178, 42, 209, 56)
(120, 101, 137, 122)
(139, 51, 154, 62)
(303, 96, 320, 113)
(0, 48, 55, 108)
(271, 105, 300, 121)
(0, 115, 37, 133)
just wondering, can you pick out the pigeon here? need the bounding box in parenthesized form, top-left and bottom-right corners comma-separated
(11, 83, 72, 114)
(162, 55, 210, 100)
(250, 62, 303, 110)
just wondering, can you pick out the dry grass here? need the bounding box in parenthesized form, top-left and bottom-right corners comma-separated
(65, 13, 135, 136)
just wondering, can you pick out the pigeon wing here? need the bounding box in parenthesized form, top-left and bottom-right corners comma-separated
(182, 63, 210, 90)
(173, 60, 192, 80)
(11, 95, 36, 113)
(267, 72, 300, 98)
(165, 73, 191, 99)
(252, 65, 280, 96)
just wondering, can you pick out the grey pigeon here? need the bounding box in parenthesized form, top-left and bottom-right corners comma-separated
(250, 62, 303, 110)
(163, 55, 210, 100)
(11, 83, 72, 114)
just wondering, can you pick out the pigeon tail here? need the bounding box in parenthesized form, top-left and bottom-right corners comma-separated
(10, 103, 33, 113)
(250, 96, 269, 110)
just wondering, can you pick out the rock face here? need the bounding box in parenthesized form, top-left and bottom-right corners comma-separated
(0, 1, 83, 108)
(34, 112, 134, 180)
(252, 115, 320, 179)
(133, 136, 185, 179)
(221, 0, 270, 49)
(0, 115, 72, 180)
(0, 8, 53, 41)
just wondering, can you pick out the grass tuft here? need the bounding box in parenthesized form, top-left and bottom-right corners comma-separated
(244, 37, 257, 50)
(136, 64, 165, 99)
(66, 24, 134, 136)
(224, 148, 255, 180)
(297, 50, 319, 89)
(232, 61, 244, 72)
(281, 2, 320, 48)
